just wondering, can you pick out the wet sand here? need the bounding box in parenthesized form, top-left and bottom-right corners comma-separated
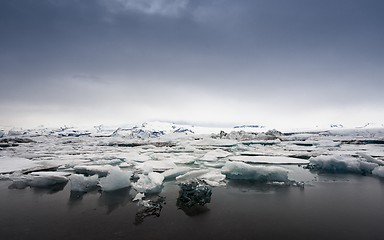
(1, 175, 384, 240)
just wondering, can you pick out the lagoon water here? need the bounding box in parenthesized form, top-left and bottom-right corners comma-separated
(1, 174, 384, 240)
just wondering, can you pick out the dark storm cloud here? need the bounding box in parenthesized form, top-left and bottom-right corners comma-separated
(1, 0, 383, 127)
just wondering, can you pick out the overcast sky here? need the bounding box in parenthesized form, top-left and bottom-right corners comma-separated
(1, 0, 383, 128)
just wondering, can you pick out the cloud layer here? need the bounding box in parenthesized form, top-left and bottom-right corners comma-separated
(0, 0, 383, 128)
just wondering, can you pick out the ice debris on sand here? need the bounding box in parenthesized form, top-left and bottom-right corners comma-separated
(221, 161, 290, 182)
(69, 174, 99, 192)
(99, 167, 132, 191)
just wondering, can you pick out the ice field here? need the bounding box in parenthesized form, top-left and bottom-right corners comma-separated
(1, 122, 384, 239)
(1, 122, 384, 192)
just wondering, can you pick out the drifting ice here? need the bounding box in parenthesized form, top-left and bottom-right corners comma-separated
(99, 167, 132, 191)
(69, 174, 99, 192)
(372, 166, 384, 178)
(132, 172, 164, 193)
(308, 155, 378, 174)
(221, 161, 290, 182)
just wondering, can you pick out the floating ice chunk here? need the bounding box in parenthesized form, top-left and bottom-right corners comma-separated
(192, 138, 238, 147)
(221, 161, 289, 182)
(136, 160, 177, 172)
(30, 171, 71, 177)
(132, 172, 164, 193)
(314, 140, 341, 147)
(74, 165, 114, 177)
(124, 151, 151, 163)
(229, 156, 309, 165)
(171, 155, 196, 164)
(0, 156, 40, 174)
(133, 192, 145, 202)
(161, 167, 192, 180)
(372, 166, 384, 178)
(357, 152, 384, 166)
(69, 174, 99, 192)
(8, 172, 68, 189)
(99, 167, 132, 191)
(308, 155, 378, 174)
(176, 169, 211, 182)
(200, 149, 232, 161)
(198, 170, 226, 186)
(177, 180, 212, 207)
(119, 161, 134, 168)
(28, 174, 69, 188)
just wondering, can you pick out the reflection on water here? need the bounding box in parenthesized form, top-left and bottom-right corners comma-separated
(2, 176, 384, 240)
(226, 179, 293, 193)
(97, 187, 131, 214)
(177, 204, 210, 217)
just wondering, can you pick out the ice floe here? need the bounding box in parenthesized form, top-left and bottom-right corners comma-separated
(99, 167, 132, 191)
(69, 174, 99, 192)
(308, 155, 378, 174)
(161, 167, 192, 180)
(136, 160, 177, 172)
(2, 122, 384, 193)
(0, 156, 40, 174)
(221, 161, 290, 182)
(200, 149, 232, 161)
(229, 156, 309, 165)
(372, 166, 384, 178)
(74, 165, 115, 177)
(132, 172, 164, 193)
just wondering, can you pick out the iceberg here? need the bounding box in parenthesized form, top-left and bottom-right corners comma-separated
(132, 192, 145, 202)
(132, 172, 164, 193)
(372, 166, 384, 178)
(308, 155, 378, 174)
(357, 152, 384, 166)
(74, 165, 114, 177)
(161, 167, 192, 180)
(221, 161, 290, 182)
(177, 180, 212, 207)
(176, 169, 211, 182)
(229, 156, 309, 165)
(136, 160, 177, 172)
(69, 174, 99, 192)
(9, 172, 69, 190)
(200, 149, 232, 161)
(99, 167, 132, 191)
(175, 169, 226, 186)
(28, 174, 69, 188)
(0, 156, 40, 174)
(198, 170, 226, 186)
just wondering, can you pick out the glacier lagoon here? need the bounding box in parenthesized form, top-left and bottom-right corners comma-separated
(1, 122, 384, 239)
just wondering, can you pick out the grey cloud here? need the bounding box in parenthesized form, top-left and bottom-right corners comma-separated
(104, 0, 190, 17)
(0, 0, 383, 127)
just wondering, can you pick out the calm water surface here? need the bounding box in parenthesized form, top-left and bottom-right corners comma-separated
(1, 175, 384, 240)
